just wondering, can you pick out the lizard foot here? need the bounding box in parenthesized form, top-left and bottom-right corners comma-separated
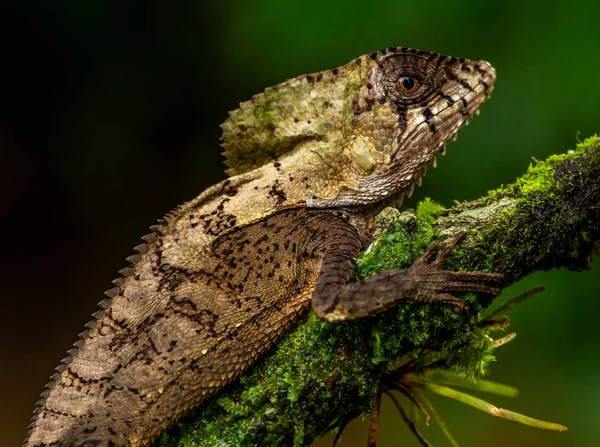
(408, 231, 504, 307)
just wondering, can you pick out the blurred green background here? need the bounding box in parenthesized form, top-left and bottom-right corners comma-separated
(1, 1, 598, 446)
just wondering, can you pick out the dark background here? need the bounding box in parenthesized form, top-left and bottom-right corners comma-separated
(1, 1, 599, 446)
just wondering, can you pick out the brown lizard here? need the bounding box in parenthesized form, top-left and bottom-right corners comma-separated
(23, 47, 500, 447)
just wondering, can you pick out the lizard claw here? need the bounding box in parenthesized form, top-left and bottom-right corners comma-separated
(433, 231, 469, 266)
(411, 232, 504, 306)
(432, 293, 468, 308)
(413, 231, 469, 268)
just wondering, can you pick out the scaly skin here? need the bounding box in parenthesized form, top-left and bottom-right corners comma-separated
(24, 47, 498, 447)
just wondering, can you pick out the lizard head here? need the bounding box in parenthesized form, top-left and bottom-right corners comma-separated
(309, 47, 496, 208)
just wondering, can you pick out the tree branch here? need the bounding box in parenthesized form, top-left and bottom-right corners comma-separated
(155, 136, 600, 447)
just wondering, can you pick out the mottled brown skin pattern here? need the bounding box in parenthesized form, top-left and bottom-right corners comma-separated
(24, 47, 499, 446)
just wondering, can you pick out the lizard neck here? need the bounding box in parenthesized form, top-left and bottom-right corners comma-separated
(342, 205, 381, 243)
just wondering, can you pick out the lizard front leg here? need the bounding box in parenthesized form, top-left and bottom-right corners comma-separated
(311, 232, 503, 322)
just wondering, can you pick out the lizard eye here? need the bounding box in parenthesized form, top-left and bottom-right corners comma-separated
(395, 76, 422, 95)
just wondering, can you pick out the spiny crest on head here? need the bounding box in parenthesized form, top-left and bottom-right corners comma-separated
(220, 57, 368, 177)
(367, 46, 464, 63)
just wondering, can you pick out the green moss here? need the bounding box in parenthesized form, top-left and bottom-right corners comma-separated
(357, 198, 445, 280)
(492, 134, 599, 198)
(154, 136, 600, 447)
(477, 134, 600, 282)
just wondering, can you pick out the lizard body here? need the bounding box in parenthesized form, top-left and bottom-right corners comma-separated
(24, 47, 498, 446)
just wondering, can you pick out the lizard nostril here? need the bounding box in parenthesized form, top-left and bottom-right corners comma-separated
(460, 64, 474, 75)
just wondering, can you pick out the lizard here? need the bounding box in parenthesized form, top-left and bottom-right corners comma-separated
(23, 46, 500, 447)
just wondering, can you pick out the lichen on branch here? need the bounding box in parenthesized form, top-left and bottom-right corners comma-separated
(154, 136, 600, 447)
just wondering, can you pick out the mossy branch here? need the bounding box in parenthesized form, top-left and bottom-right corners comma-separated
(155, 136, 600, 447)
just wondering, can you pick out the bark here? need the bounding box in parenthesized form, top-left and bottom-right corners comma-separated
(154, 136, 600, 447)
